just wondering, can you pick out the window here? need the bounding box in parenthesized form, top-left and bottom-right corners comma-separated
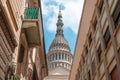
(99, 0, 104, 14)
(48, 56, 50, 62)
(110, 66, 119, 80)
(49, 65, 50, 69)
(59, 53, 61, 60)
(18, 44, 25, 63)
(0, 77, 2, 80)
(57, 53, 59, 60)
(62, 54, 64, 59)
(69, 57, 71, 62)
(53, 54, 54, 60)
(51, 55, 53, 61)
(78, 70, 80, 79)
(88, 71, 91, 80)
(75, 74, 78, 80)
(55, 54, 57, 60)
(89, 33, 92, 46)
(54, 54, 56, 60)
(47, 57, 49, 62)
(112, 1, 120, 28)
(83, 56, 85, 64)
(52, 64, 54, 68)
(68, 56, 69, 61)
(92, 60, 96, 74)
(93, 18, 97, 32)
(104, 27, 111, 48)
(65, 54, 67, 60)
(97, 45, 102, 62)
(85, 46, 88, 54)
(50, 56, 51, 61)
(55, 63, 57, 67)
(62, 63, 64, 67)
(119, 49, 120, 56)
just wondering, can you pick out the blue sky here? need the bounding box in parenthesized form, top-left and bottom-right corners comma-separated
(41, 0, 84, 54)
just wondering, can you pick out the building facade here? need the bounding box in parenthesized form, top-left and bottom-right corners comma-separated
(0, 0, 48, 80)
(70, 0, 120, 80)
(0, 0, 17, 79)
(44, 6, 73, 80)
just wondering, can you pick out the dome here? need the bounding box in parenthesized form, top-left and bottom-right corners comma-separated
(49, 35, 70, 52)
(47, 6, 73, 75)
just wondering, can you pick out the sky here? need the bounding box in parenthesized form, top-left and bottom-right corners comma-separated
(41, 0, 84, 54)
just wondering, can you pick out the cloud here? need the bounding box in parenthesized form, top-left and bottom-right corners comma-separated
(41, 0, 84, 34)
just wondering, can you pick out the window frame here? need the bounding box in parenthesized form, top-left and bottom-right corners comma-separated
(103, 27, 111, 48)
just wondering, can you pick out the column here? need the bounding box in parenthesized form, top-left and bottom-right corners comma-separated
(55, 53, 57, 60)
(57, 53, 59, 60)
(68, 55, 69, 62)
(60, 53, 62, 60)
(69, 56, 71, 63)
(65, 54, 66, 60)
(66, 54, 68, 61)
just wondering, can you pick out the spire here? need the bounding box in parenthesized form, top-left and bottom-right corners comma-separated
(56, 4, 64, 36)
(59, 4, 62, 11)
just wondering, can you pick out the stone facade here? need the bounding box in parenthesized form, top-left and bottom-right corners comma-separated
(0, 0, 48, 80)
(0, 1, 17, 79)
(70, 0, 120, 80)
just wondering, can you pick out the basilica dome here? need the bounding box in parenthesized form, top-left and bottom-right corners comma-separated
(49, 35, 70, 52)
(47, 6, 73, 77)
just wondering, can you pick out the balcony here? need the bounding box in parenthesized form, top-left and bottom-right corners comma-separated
(22, 8, 42, 47)
(24, 8, 39, 19)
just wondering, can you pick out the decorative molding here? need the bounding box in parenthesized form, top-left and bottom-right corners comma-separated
(0, 11, 17, 52)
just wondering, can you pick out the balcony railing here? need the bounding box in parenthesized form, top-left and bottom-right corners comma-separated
(24, 8, 39, 19)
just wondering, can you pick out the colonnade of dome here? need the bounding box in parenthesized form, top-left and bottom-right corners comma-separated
(47, 53, 72, 63)
(48, 62, 71, 70)
(47, 51, 72, 70)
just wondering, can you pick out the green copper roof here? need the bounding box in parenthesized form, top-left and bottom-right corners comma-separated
(24, 8, 39, 19)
